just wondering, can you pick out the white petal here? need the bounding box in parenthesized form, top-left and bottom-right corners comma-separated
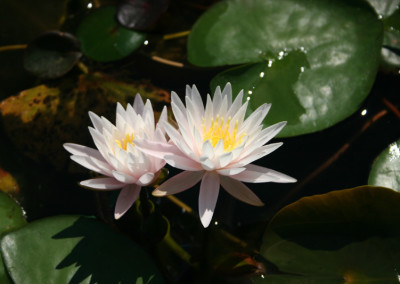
(116, 103, 126, 130)
(231, 164, 297, 183)
(199, 172, 220, 228)
(152, 171, 203, 196)
(135, 139, 181, 159)
(204, 94, 214, 129)
(138, 172, 155, 186)
(220, 175, 264, 206)
(112, 171, 137, 184)
(216, 167, 246, 176)
(80, 177, 124, 190)
(200, 156, 215, 171)
(202, 140, 214, 159)
(217, 151, 233, 168)
(233, 143, 283, 168)
(63, 143, 102, 160)
(227, 89, 243, 116)
(164, 154, 202, 171)
(88, 111, 104, 131)
(133, 94, 145, 114)
(70, 155, 111, 176)
(221, 83, 232, 106)
(143, 99, 155, 130)
(164, 122, 197, 160)
(114, 184, 141, 219)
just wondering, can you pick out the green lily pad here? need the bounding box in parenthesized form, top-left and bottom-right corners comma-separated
(77, 6, 146, 62)
(23, 31, 82, 79)
(189, 0, 383, 137)
(0, 191, 27, 284)
(368, 139, 400, 191)
(1, 215, 163, 283)
(256, 237, 400, 283)
(257, 186, 400, 282)
(0, 191, 26, 237)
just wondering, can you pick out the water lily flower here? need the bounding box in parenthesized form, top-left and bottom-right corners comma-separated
(135, 83, 296, 228)
(64, 95, 167, 219)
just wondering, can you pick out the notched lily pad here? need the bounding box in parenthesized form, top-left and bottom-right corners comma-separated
(77, 6, 147, 62)
(0, 73, 170, 170)
(1, 215, 163, 283)
(23, 31, 82, 79)
(188, 0, 383, 137)
(368, 139, 400, 191)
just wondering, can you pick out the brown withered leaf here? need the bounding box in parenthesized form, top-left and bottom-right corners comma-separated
(0, 72, 171, 170)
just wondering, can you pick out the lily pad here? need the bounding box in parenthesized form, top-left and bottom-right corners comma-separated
(23, 31, 82, 79)
(368, 139, 400, 191)
(77, 6, 146, 62)
(0, 73, 170, 170)
(0, 191, 26, 284)
(189, 0, 383, 137)
(1, 215, 163, 283)
(257, 186, 400, 282)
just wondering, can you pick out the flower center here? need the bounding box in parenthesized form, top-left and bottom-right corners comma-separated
(115, 133, 134, 150)
(202, 115, 245, 152)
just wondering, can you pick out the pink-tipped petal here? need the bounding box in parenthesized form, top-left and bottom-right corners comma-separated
(220, 175, 264, 206)
(152, 171, 203, 196)
(231, 164, 297, 183)
(199, 172, 220, 228)
(114, 184, 141, 219)
(80, 178, 124, 190)
(164, 155, 202, 171)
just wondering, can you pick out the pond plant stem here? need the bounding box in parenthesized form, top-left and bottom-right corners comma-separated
(0, 44, 27, 52)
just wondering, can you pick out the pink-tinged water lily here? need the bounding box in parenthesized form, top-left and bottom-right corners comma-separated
(64, 95, 167, 219)
(135, 83, 296, 228)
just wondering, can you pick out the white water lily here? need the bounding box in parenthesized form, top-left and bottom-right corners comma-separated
(135, 83, 296, 228)
(64, 95, 167, 219)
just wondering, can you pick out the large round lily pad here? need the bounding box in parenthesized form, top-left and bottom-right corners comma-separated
(368, 139, 400, 191)
(189, 0, 383, 137)
(257, 186, 400, 282)
(77, 6, 146, 62)
(1, 215, 163, 283)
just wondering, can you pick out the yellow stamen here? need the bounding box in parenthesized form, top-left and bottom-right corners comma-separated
(202, 116, 245, 152)
(115, 133, 135, 150)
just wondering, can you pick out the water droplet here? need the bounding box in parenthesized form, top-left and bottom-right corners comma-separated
(300, 66, 305, 72)
(87, 2, 93, 8)
(214, 221, 218, 226)
(248, 90, 253, 95)
(144, 40, 149, 45)
(261, 274, 265, 279)
(260, 72, 265, 78)
(268, 60, 273, 67)
(360, 109, 367, 116)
